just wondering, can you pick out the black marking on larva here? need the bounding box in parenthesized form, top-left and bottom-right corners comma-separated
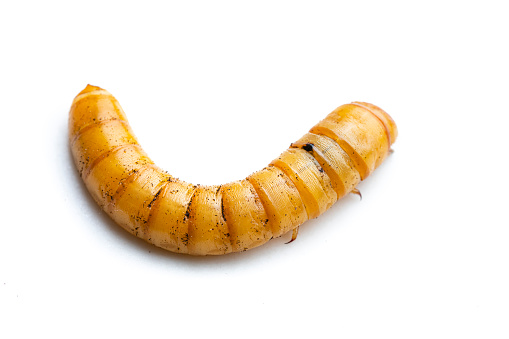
(184, 189, 197, 221)
(216, 184, 233, 248)
(147, 186, 164, 209)
(297, 142, 326, 173)
(302, 143, 314, 152)
(219, 187, 227, 223)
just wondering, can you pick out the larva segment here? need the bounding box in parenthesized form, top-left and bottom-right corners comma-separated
(70, 119, 138, 175)
(105, 164, 170, 237)
(291, 133, 361, 199)
(83, 144, 153, 208)
(270, 148, 336, 219)
(187, 185, 233, 255)
(220, 180, 272, 252)
(247, 167, 308, 238)
(144, 180, 196, 253)
(310, 104, 390, 180)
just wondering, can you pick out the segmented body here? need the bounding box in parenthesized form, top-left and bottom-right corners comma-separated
(69, 85, 397, 255)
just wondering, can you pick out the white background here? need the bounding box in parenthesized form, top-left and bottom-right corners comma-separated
(1, 1, 508, 338)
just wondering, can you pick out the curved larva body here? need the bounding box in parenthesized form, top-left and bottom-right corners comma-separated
(69, 85, 397, 255)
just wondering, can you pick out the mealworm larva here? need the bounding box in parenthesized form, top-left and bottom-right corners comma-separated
(69, 85, 397, 255)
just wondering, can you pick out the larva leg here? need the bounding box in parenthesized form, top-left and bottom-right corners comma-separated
(69, 85, 397, 255)
(351, 188, 362, 200)
(285, 227, 299, 244)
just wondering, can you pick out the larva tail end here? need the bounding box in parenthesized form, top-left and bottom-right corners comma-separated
(71, 85, 113, 106)
(78, 84, 105, 95)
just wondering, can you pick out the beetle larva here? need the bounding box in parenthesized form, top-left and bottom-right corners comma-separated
(69, 85, 397, 255)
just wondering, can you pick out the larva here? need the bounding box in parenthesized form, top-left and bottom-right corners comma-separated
(69, 85, 397, 255)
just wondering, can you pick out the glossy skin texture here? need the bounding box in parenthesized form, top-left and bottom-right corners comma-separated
(69, 85, 397, 255)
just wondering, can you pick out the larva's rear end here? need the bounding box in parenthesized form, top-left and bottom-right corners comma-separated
(69, 85, 397, 255)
